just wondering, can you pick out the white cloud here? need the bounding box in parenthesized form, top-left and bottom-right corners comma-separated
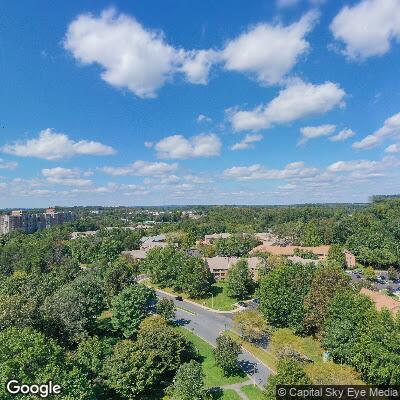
(353, 112, 400, 149)
(327, 157, 400, 176)
(2, 129, 116, 160)
(329, 128, 355, 142)
(144, 141, 154, 148)
(197, 114, 212, 123)
(180, 50, 218, 84)
(221, 12, 318, 85)
(298, 124, 336, 145)
(41, 167, 92, 187)
(65, 9, 180, 98)
(0, 158, 18, 170)
(100, 160, 178, 176)
(330, 0, 400, 59)
(64, 9, 319, 97)
(385, 143, 400, 153)
(231, 134, 263, 150)
(155, 133, 221, 159)
(224, 161, 319, 181)
(230, 79, 345, 131)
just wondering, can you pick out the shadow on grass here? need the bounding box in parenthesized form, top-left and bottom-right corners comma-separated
(209, 285, 224, 297)
(207, 387, 224, 399)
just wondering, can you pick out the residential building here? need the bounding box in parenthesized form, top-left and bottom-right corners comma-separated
(344, 249, 356, 269)
(251, 244, 330, 259)
(0, 208, 74, 235)
(140, 234, 167, 250)
(205, 256, 263, 280)
(202, 233, 231, 245)
(122, 249, 148, 260)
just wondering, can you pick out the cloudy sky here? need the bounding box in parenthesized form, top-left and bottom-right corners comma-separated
(1, 0, 400, 207)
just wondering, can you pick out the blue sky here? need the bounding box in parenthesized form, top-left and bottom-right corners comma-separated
(1, 0, 400, 207)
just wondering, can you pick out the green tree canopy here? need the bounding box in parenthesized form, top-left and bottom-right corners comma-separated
(111, 284, 156, 338)
(259, 262, 315, 333)
(225, 259, 254, 300)
(214, 334, 241, 376)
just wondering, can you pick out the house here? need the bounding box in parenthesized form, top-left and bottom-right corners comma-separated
(202, 233, 231, 245)
(361, 288, 400, 316)
(140, 234, 167, 250)
(344, 249, 356, 269)
(70, 231, 97, 240)
(205, 256, 263, 280)
(122, 249, 148, 260)
(251, 244, 330, 260)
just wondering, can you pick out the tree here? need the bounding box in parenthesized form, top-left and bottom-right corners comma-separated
(214, 334, 241, 376)
(0, 327, 94, 400)
(305, 362, 363, 384)
(351, 309, 400, 384)
(214, 235, 260, 257)
(259, 262, 315, 333)
(364, 266, 376, 281)
(143, 247, 186, 289)
(225, 259, 254, 300)
(42, 271, 105, 344)
(156, 298, 176, 321)
(104, 257, 137, 305)
(111, 284, 156, 338)
(388, 266, 398, 281)
(170, 360, 205, 400)
(303, 265, 350, 336)
(264, 357, 311, 400)
(322, 290, 374, 364)
(233, 310, 270, 342)
(180, 256, 213, 298)
(104, 316, 195, 399)
(327, 244, 345, 267)
(97, 237, 124, 263)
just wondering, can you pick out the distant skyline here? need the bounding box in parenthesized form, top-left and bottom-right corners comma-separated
(1, 0, 400, 207)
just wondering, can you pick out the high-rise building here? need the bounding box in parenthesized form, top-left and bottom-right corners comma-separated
(0, 208, 74, 235)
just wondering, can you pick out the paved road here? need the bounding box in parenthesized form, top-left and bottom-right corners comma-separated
(156, 290, 272, 387)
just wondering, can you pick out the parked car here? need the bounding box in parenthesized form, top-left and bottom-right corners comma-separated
(175, 296, 183, 301)
(238, 301, 247, 307)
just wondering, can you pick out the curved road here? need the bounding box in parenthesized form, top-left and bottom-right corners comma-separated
(156, 290, 272, 387)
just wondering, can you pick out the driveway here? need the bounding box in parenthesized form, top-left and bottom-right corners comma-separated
(156, 290, 272, 387)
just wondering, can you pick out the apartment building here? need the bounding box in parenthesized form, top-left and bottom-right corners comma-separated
(0, 208, 74, 235)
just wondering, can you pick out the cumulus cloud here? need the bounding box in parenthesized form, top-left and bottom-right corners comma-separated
(100, 160, 177, 176)
(0, 158, 18, 170)
(224, 161, 319, 181)
(327, 157, 400, 178)
(329, 128, 356, 142)
(230, 80, 345, 131)
(197, 114, 212, 123)
(64, 9, 319, 97)
(231, 134, 263, 150)
(330, 0, 400, 59)
(155, 133, 221, 159)
(221, 12, 318, 85)
(2, 129, 116, 160)
(41, 167, 92, 186)
(353, 112, 400, 149)
(298, 124, 336, 145)
(385, 144, 400, 153)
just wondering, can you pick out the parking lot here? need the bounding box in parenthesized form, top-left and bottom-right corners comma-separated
(347, 270, 400, 297)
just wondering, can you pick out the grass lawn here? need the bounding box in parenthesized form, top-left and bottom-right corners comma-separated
(145, 280, 238, 311)
(241, 384, 265, 400)
(221, 389, 242, 400)
(178, 327, 248, 387)
(226, 328, 323, 373)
